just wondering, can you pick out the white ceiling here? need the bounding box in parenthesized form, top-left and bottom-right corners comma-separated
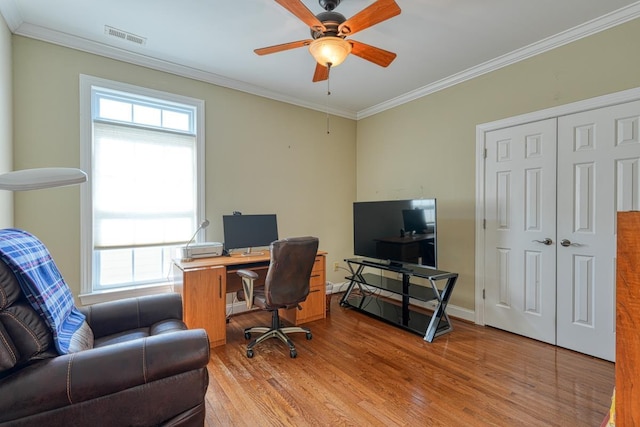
(1, 0, 639, 119)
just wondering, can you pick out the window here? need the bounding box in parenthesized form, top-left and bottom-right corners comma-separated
(79, 76, 204, 303)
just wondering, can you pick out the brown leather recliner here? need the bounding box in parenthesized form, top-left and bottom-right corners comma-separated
(0, 260, 210, 426)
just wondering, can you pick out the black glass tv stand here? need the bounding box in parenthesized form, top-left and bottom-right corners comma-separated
(339, 257, 458, 342)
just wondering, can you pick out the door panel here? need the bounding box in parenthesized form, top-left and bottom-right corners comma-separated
(556, 100, 640, 361)
(484, 118, 557, 344)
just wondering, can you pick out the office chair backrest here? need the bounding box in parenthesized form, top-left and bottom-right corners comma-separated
(264, 236, 319, 308)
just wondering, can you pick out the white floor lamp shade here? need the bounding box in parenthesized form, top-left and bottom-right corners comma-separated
(0, 168, 87, 191)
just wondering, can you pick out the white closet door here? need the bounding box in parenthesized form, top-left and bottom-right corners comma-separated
(484, 118, 558, 344)
(556, 100, 640, 361)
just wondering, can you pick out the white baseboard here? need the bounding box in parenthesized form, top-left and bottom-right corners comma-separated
(225, 300, 259, 318)
(412, 298, 475, 323)
(331, 281, 351, 293)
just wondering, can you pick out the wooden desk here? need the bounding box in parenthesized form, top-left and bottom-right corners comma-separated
(172, 251, 326, 348)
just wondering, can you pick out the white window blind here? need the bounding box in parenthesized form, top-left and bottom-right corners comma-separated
(93, 122, 197, 249)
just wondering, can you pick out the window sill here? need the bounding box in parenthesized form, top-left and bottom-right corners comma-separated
(79, 282, 175, 306)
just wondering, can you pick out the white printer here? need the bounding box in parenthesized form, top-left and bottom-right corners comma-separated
(179, 219, 223, 260)
(180, 242, 224, 260)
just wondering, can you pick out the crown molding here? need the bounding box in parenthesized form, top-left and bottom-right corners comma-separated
(0, 0, 22, 31)
(6, 20, 357, 120)
(357, 2, 640, 119)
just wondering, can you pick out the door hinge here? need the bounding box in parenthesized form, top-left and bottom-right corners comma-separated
(483, 219, 486, 229)
(484, 148, 487, 159)
(483, 289, 485, 299)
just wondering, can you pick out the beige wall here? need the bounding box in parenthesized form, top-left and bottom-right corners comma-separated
(0, 14, 12, 227)
(356, 18, 640, 310)
(10, 17, 640, 313)
(12, 36, 357, 298)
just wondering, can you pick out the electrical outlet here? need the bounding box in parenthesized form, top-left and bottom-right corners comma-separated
(333, 262, 339, 272)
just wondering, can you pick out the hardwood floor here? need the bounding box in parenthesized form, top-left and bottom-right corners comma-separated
(205, 295, 614, 426)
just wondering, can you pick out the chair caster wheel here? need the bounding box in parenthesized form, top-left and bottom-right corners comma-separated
(247, 349, 254, 358)
(306, 332, 312, 340)
(244, 332, 251, 340)
(290, 349, 297, 358)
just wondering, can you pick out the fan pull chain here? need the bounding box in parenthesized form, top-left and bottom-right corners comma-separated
(326, 63, 332, 134)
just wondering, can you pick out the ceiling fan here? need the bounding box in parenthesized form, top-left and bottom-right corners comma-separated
(255, 0, 401, 82)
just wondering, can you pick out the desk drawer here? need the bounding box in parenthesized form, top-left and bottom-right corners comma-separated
(312, 256, 323, 272)
(310, 256, 324, 284)
(280, 254, 326, 325)
(310, 271, 324, 286)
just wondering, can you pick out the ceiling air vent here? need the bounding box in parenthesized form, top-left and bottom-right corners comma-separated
(104, 25, 146, 46)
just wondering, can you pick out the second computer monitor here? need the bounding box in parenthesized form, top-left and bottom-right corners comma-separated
(222, 214, 278, 255)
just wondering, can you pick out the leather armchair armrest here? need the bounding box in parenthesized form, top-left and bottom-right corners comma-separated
(0, 328, 209, 423)
(80, 293, 183, 338)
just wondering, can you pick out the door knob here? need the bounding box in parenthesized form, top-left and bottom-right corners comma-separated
(560, 239, 581, 247)
(533, 238, 553, 245)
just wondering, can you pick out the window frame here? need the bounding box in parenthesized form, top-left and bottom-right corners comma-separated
(79, 75, 205, 305)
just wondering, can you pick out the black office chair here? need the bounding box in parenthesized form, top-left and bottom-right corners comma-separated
(236, 236, 319, 358)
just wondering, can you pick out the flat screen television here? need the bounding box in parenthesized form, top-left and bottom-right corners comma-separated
(353, 199, 437, 267)
(223, 214, 278, 255)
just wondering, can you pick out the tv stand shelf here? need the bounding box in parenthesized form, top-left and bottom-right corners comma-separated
(339, 257, 458, 342)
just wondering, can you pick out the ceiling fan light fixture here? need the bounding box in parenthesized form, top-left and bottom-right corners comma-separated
(309, 36, 351, 67)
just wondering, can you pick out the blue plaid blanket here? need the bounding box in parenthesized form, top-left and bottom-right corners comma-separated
(0, 228, 88, 354)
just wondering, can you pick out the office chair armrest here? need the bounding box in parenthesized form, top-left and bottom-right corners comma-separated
(237, 269, 258, 308)
(236, 269, 258, 280)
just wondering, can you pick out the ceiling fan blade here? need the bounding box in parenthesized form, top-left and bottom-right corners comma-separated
(349, 40, 397, 67)
(275, 0, 326, 32)
(254, 39, 313, 56)
(339, 0, 401, 36)
(312, 63, 329, 82)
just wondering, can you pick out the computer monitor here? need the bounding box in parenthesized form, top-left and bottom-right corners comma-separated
(402, 209, 428, 234)
(222, 214, 278, 255)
